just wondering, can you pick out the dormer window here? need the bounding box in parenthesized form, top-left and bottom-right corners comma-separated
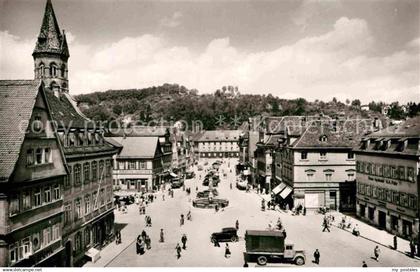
(68, 133, 75, 146)
(33, 115, 43, 132)
(396, 138, 407, 152)
(320, 135, 328, 142)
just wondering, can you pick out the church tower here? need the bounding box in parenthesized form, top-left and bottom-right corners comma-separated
(33, 0, 70, 94)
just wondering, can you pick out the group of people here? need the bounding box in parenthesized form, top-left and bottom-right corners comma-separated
(179, 211, 193, 226)
(136, 230, 152, 255)
(175, 234, 189, 259)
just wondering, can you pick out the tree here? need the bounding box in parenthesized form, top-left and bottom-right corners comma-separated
(351, 99, 361, 107)
(345, 99, 350, 105)
(112, 104, 123, 116)
(388, 102, 405, 120)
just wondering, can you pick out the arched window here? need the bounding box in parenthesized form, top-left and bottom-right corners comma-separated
(319, 135, 328, 142)
(50, 63, 57, 77)
(61, 64, 66, 78)
(39, 63, 45, 78)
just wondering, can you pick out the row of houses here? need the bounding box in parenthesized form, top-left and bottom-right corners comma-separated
(105, 126, 193, 193)
(238, 114, 420, 240)
(0, 0, 119, 266)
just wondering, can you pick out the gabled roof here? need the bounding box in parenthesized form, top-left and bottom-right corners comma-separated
(106, 137, 161, 159)
(106, 126, 168, 137)
(367, 116, 420, 138)
(194, 130, 241, 142)
(291, 119, 374, 149)
(33, 0, 69, 58)
(45, 91, 93, 128)
(0, 80, 41, 181)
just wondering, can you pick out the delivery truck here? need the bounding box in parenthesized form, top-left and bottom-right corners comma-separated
(243, 230, 306, 266)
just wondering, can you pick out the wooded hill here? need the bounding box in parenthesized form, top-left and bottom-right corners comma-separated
(75, 83, 414, 130)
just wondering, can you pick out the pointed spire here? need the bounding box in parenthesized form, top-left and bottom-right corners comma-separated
(33, 0, 69, 58)
(61, 30, 70, 58)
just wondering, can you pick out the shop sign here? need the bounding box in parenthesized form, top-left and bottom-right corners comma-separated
(368, 176, 398, 186)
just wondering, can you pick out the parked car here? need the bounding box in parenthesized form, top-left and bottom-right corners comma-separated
(186, 171, 195, 179)
(211, 227, 239, 243)
(171, 178, 184, 189)
(236, 179, 247, 190)
(196, 189, 219, 198)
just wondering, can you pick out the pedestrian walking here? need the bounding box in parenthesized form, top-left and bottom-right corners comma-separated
(410, 238, 416, 258)
(160, 229, 165, 243)
(180, 214, 185, 226)
(215, 204, 219, 212)
(147, 216, 152, 227)
(187, 210, 192, 221)
(224, 243, 231, 258)
(282, 229, 287, 239)
(145, 215, 149, 227)
(393, 235, 397, 250)
(181, 234, 188, 249)
(374, 245, 380, 261)
(235, 220, 239, 230)
(115, 229, 121, 244)
(322, 218, 330, 232)
(230, 183, 232, 190)
(313, 249, 320, 264)
(162, 194, 165, 201)
(196, 186, 198, 191)
(176, 243, 182, 259)
(136, 235, 145, 255)
(362, 261, 368, 267)
(145, 235, 151, 250)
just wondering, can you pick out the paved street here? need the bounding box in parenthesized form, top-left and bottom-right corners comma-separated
(85, 159, 420, 267)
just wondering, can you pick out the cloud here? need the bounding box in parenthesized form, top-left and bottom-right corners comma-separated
(160, 11, 183, 28)
(0, 31, 35, 79)
(407, 37, 420, 48)
(0, 16, 419, 103)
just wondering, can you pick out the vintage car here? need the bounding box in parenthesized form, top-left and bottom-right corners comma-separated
(211, 227, 239, 243)
(171, 178, 184, 189)
(186, 171, 196, 179)
(236, 179, 248, 190)
(196, 189, 219, 198)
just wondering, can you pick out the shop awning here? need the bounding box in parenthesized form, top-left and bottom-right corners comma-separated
(272, 183, 287, 195)
(280, 186, 293, 199)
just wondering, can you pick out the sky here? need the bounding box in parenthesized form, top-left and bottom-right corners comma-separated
(0, 0, 419, 103)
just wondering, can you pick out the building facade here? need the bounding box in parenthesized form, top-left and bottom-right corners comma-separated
(354, 117, 420, 239)
(274, 118, 376, 212)
(0, 81, 67, 267)
(32, 0, 119, 266)
(107, 137, 164, 192)
(194, 130, 241, 159)
(106, 126, 172, 181)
